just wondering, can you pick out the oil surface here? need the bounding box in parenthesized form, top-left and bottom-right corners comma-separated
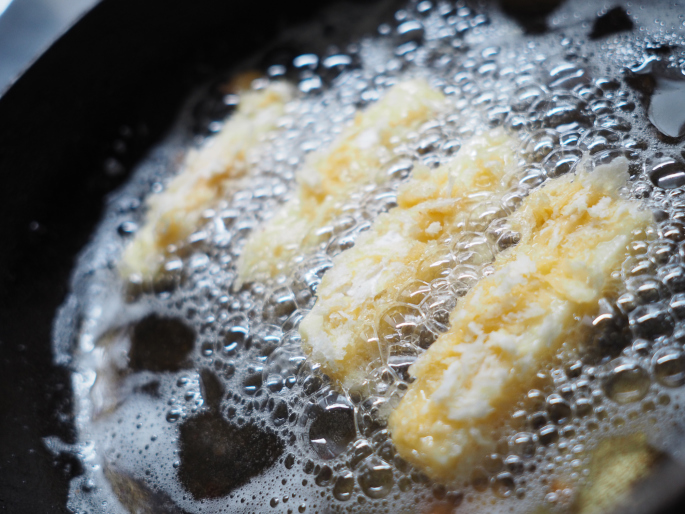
(49, 1, 685, 513)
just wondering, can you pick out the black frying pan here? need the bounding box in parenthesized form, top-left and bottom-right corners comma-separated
(1, 1, 685, 512)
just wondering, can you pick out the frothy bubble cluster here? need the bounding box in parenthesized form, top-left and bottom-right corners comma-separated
(50, 1, 685, 513)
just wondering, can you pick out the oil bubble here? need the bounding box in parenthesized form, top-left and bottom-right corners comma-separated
(603, 360, 651, 404)
(652, 347, 685, 387)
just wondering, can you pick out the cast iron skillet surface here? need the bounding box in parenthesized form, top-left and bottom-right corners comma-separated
(2, 0, 685, 512)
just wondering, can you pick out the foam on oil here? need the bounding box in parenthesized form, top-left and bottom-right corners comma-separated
(49, 1, 685, 513)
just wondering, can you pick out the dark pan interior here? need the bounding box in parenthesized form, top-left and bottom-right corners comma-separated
(2, 0, 685, 513)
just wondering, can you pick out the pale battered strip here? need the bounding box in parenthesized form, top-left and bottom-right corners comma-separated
(299, 129, 518, 389)
(574, 433, 660, 514)
(388, 157, 654, 481)
(234, 79, 447, 288)
(120, 80, 295, 282)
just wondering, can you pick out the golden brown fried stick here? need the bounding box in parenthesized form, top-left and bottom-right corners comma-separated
(234, 79, 447, 288)
(299, 129, 518, 389)
(120, 79, 295, 282)
(388, 157, 654, 481)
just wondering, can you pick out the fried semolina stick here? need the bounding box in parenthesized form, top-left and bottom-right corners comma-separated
(299, 129, 519, 389)
(574, 433, 660, 514)
(388, 157, 654, 482)
(234, 79, 447, 288)
(119, 79, 295, 282)
(529, 433, 661, 514)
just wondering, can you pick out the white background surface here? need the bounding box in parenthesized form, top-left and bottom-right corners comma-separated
(0, 0, 97, 95)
